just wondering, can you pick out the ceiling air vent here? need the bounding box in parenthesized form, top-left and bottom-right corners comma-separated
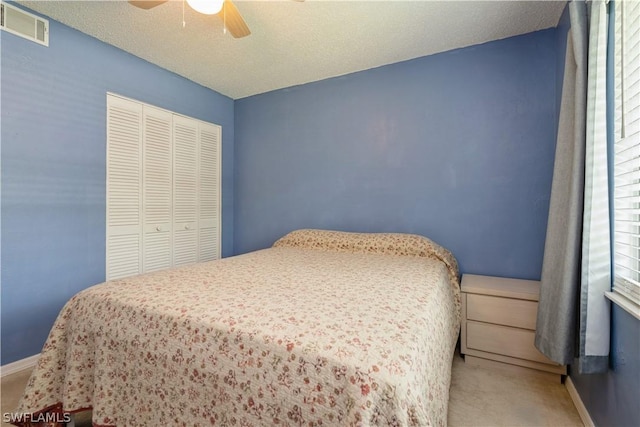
(1, 1, 48, 46)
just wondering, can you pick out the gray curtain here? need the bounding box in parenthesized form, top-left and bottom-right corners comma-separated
(577, 0, 611, 375)
(535, 0, 589, 367)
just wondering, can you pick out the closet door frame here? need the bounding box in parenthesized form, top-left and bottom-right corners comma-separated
(106, 92, 222, 280)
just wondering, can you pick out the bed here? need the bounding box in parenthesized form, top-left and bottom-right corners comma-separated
(13, 229, 461, 427)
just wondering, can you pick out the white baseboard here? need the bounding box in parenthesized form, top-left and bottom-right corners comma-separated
(565, 376, 596, 427)
(1, 353, 40, 378)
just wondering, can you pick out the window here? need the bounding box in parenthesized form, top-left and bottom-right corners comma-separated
(612, 0, 640, 308)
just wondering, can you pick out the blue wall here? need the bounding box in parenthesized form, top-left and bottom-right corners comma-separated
(1, 12, 234, 364)
(572, 306, 640, 427)
(234, 29, 558, 280)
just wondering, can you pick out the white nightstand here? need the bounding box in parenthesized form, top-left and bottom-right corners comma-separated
(460, 274, 567, 380)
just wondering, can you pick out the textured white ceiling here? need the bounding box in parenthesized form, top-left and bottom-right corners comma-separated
(19, 1, 566, 99)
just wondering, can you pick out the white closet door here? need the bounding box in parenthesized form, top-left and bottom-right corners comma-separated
(142, 106, 173, 273)
(106, 95, 142, 280)
(173, 116, 198, 267)
(107, 94, 222, 279)
(198, 122, 221, 262)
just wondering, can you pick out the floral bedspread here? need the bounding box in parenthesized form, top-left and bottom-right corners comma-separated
(15, 230, 460, 426)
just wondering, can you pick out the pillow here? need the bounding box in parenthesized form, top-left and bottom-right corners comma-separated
(273, 229, 459, 285)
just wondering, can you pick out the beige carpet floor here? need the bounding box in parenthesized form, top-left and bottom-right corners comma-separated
(448, 355, 583, 426)
(1, 353, 583, 426)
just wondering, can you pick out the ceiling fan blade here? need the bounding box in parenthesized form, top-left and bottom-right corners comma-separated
(128, 1, 168, 10)
(220, 0, 251, 39)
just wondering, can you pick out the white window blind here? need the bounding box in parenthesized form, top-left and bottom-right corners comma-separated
(613, 0, 640, 306)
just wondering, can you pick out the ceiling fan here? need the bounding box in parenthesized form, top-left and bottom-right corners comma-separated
(129, 0, 251, 38)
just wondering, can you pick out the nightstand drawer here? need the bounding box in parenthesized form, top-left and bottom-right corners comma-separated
(467, 294, 538, 330)
(466, 321, 556, 365)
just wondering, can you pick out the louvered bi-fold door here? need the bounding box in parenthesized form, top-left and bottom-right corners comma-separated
(142, 107, 173, 273)
(173, 116, 199, 267)
(198, 122, 221, 262)
(107, 94, 221, 279)
(106, 96, 142, 280)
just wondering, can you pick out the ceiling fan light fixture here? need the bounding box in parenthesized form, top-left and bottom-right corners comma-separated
(186, 0, 224, 15)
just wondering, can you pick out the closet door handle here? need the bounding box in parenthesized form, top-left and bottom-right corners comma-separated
(156, 226, 162, 232)
(184, 224, 191, 230)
